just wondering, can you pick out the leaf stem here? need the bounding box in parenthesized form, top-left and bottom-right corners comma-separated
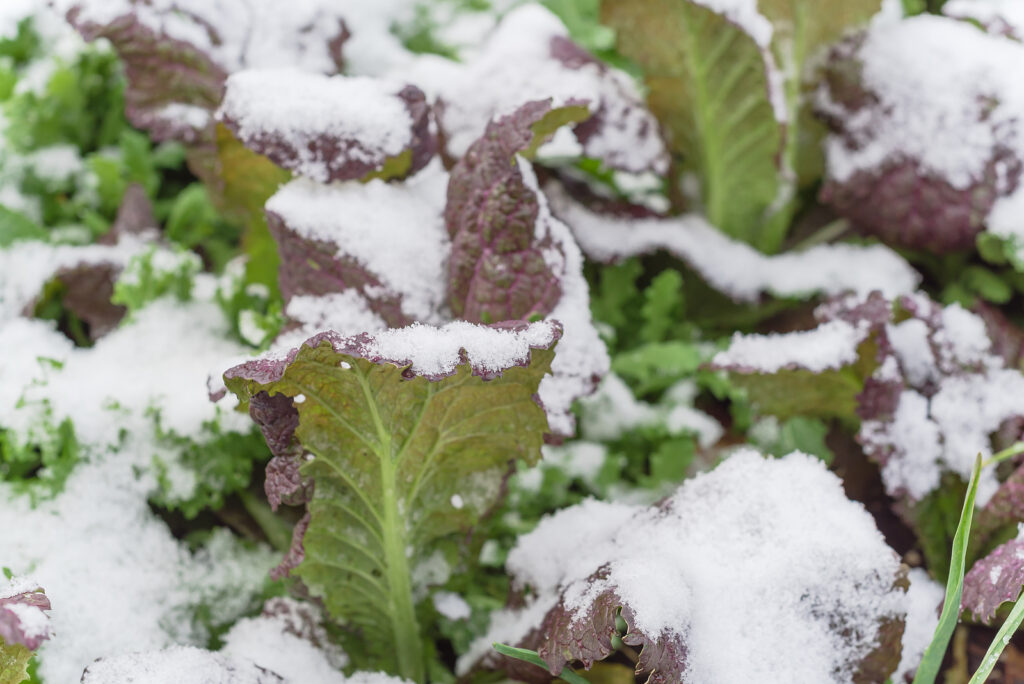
(492, 643, 591, 684)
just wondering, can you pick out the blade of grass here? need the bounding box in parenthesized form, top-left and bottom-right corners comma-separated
(969, 595, 1024, 683)
(982, 441, 1024, 469)
(493, 643, 592, 684)
(913, 454, 983, 684)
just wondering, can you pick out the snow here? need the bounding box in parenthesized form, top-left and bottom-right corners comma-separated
(282, 291, 389, 342)
(519, 160, 610, 436)
(469, 451, 907, 683)
(5, 602, 50, 641)
(428, 4, 668, 174)
(944, 0, 1024, 40)
(265, 161, 449, 323)
(60, 0, 350, 76)
(888, 319, 937, 388)
(27, 144, 84, 183)
(546, 182, 920, 301)
(362, 319, 560, 377)
(713, 320, 868, 373)
(432, 591, 471, 621)
(219, 70, 413, 184)
(893, 568, 944, 682)
(221, 600, 348, 683)
(869, 390, 944, 500)
(80, 646, 279, 684)
(0, 244, 274, 680)
(578, 374, 722, 448)
(818, 13, 1024, 243)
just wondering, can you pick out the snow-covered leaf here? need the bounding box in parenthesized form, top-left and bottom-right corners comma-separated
(219, 70, 435, 184)
(817, 15, 1024, 254)
(546, 183, 920, 301)
(432, 5, 668, 175)
(463, 451, 908, 683)
(962, 535, 1024, 624)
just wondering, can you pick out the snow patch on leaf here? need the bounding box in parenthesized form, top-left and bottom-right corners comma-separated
(962, 537, 1024, 624)
(219, 70, 433, 183)
(265, 161, 449, 328)
(426, 5, 668, 174)
(817, 15, 1024, 252)
(547, 183, 920, 301)
(0, 579, 51, 651)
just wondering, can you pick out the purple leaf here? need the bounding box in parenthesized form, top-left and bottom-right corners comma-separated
(444, 99, 609, 436)
(434, 5, 668, 174)
(65, 0, 350, 147)
(219, 70, 435, 183)
(0, 580, 51, 650)
(264, 163, 450, 333)
(962, 536, 1024, 624)
(445, 99, 587, 323)
(816, 16, 1024, 253)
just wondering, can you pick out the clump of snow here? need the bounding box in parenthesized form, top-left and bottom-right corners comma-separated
(363, 319, 560, 377)
(893, 568, 944, 682)
(466, 451, 907, 682)
(578, 374, 722, 448)
(280, 291, 389, 345)
(546, 183, 920, 301)
(432, 591, 471, 621)
(265, 161, 449, 323)
(518, 159, 610, 436)
(219, 70, 413, 184)
(713, 320, 868, 373)
(27, 144, 85, 183)
(944, 0, 1024, 41)
(221, 599, 348, 683)
(79, 645, 281, 684)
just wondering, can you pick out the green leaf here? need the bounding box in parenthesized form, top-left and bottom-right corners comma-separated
(970, 589, 1024, 683)
(213, 124, 290, 296)
(639, 269, 685, 344)
(721, 334, 880, 421)
(611, 341, 703, 395)
(777, 416, 833, 463)
(0, 206, 46, 246)
(602, 0, 785, 251)
(492, 643, 590, 684)
(913, 454, 983, 684)
(226, 335, 555, 682)
(0, 637, 31, 684)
